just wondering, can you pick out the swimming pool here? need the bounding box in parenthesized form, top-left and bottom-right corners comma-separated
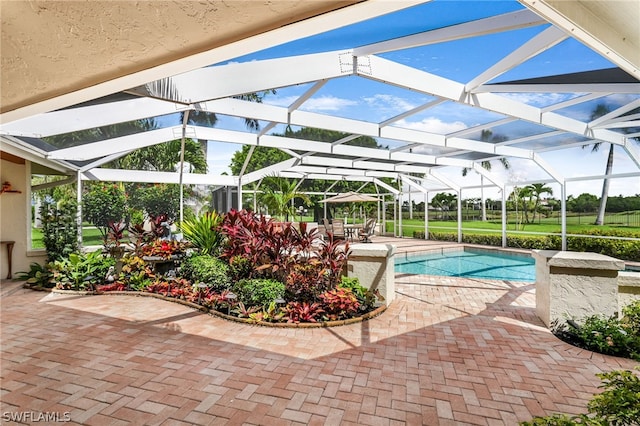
(395, 248, 535, 282)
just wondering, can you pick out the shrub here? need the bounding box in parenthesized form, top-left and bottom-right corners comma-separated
(521, 369, 640, 426)
(15, 262, 54, 288)
(180, 211, 225, 256)
(621, 300, 640, 336)
(232, 278, 285, 308)
(339, 276, 382, 310)
(553, 308, 640, 361)
(51, 251, 114, 291)
(284, 302, 324, 323)
(319, 287, 360, 320)
(181, 255, 230, 292)
(229, 255, 252, 281)
(413, 229, 640, 261)
(40, 198, 79, 262)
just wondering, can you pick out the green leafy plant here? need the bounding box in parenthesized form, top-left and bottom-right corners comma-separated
(120, 255, 154, 290)
(232, 278, 285, 308)
(180, 255, 230, 292)
(339, 276, 382, 310)
(229, 255, 252, 281)
(521, 368, 640, 426)
(553, 308, 640, 361)
(621, 300, 640, 336)
(232, 302, 260, 318)
(284, 301, 324, 323)
(14, 262, 54, 288)
(52, 251, 114, 291)
(40, 198, 79, 262)
(249, 301, 286, 323)
(180, 211, 225, 255)
(319, 287, 360, 320)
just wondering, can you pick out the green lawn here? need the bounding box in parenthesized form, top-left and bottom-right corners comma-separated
(31, 226, 106, 249)
(387, 218, 640, 238)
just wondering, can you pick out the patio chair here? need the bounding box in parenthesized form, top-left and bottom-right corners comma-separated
(358, 218, 376, 243)
(331, 220, 346, 241)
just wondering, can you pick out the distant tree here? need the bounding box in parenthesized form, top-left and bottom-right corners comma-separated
(431, 192, 457, 220)
(526, 183, 553, 223)
(461, 130, 510, 221)
(568, 193, 599, 213)
(584, 104, 640, 225)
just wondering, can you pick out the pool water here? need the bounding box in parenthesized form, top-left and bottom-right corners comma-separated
(395, 249, 535, 282)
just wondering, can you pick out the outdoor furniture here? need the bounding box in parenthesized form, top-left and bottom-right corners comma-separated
(344, 223, 363, 242)
(358, 218, 377, 243)
(1, 240, 15, 279)
(331, 220, 346, 240)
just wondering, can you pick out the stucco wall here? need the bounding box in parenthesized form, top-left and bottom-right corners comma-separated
(0, 159, 45, 277)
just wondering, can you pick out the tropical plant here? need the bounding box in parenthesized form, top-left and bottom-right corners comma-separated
(521, 368, 640, 426)
(40, 198, 79, 262)
(180, 211, 225, 255)
(248, 301, 286, 323)
(180, 255, 230, 292)
(259, 175, 310, 221)
(284, 301, 325, 323)
(319, 287, 360, 320)
(120, 255, 154, 290)
(14, 262, 54, 288)
(339, 276, 382, 310)
(232, 278, 285, 308)
(141, 239, 189, 259)
(431, 192, 457, 220)
(526, 183, 553, 223)
(51, 251, 114, 291)
(82, 182, 128, 245)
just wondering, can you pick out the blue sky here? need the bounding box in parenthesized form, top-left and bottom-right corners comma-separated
(194, 0, 639, 199)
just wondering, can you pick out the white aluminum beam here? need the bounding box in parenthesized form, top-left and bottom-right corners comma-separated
(428, 170, 460, 192)
(466, 26, 568, 91)
(532, 152, 564, 183)
(47, 127, 178, 160)
(1, 136, 75, 174)
(541, 93, 609, 112)
(353, 9, 545, 56)
(475, 83, 640, 93)
(400, 175, 428, 194)
(163, 51, 353, 104)
(589, 99, 640, 127)
(373, 178, 399, 195)
(82, 168, 237, 186)
(242, 158, 299, 184)
(0, 97, 188, 138)
(379, 98, 445, 127)
(472, 163, 505, 190)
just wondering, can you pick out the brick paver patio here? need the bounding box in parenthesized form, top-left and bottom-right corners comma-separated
(1, 240, 637, 425)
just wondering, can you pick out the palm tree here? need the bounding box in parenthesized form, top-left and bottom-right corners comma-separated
(526, 183, 553, 223)
(585, 104, 613, 226)
(462, 130, 510, 221)
(259, 175, 310, 222)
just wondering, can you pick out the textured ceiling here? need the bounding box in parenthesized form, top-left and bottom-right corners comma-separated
(0, 0, 358, 115)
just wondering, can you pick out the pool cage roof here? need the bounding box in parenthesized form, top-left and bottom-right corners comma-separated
(1, 0, 639, 200)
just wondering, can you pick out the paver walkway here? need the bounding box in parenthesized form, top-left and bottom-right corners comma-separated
(1, 240, 637, 425)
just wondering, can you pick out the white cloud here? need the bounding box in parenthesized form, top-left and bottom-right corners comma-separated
(397, 116, 467, 134)
(269, 95, 357, 112)
(498, 92, 573, 108)
(362, 94, 416, 112)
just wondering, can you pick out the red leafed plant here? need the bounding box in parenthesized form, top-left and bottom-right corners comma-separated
(142, 239, 188, 259)
(319, 287, 360, 320)
(96, 282, 126, 292)
(284, 301, 325, 323)
(145, 279, 193, 299)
